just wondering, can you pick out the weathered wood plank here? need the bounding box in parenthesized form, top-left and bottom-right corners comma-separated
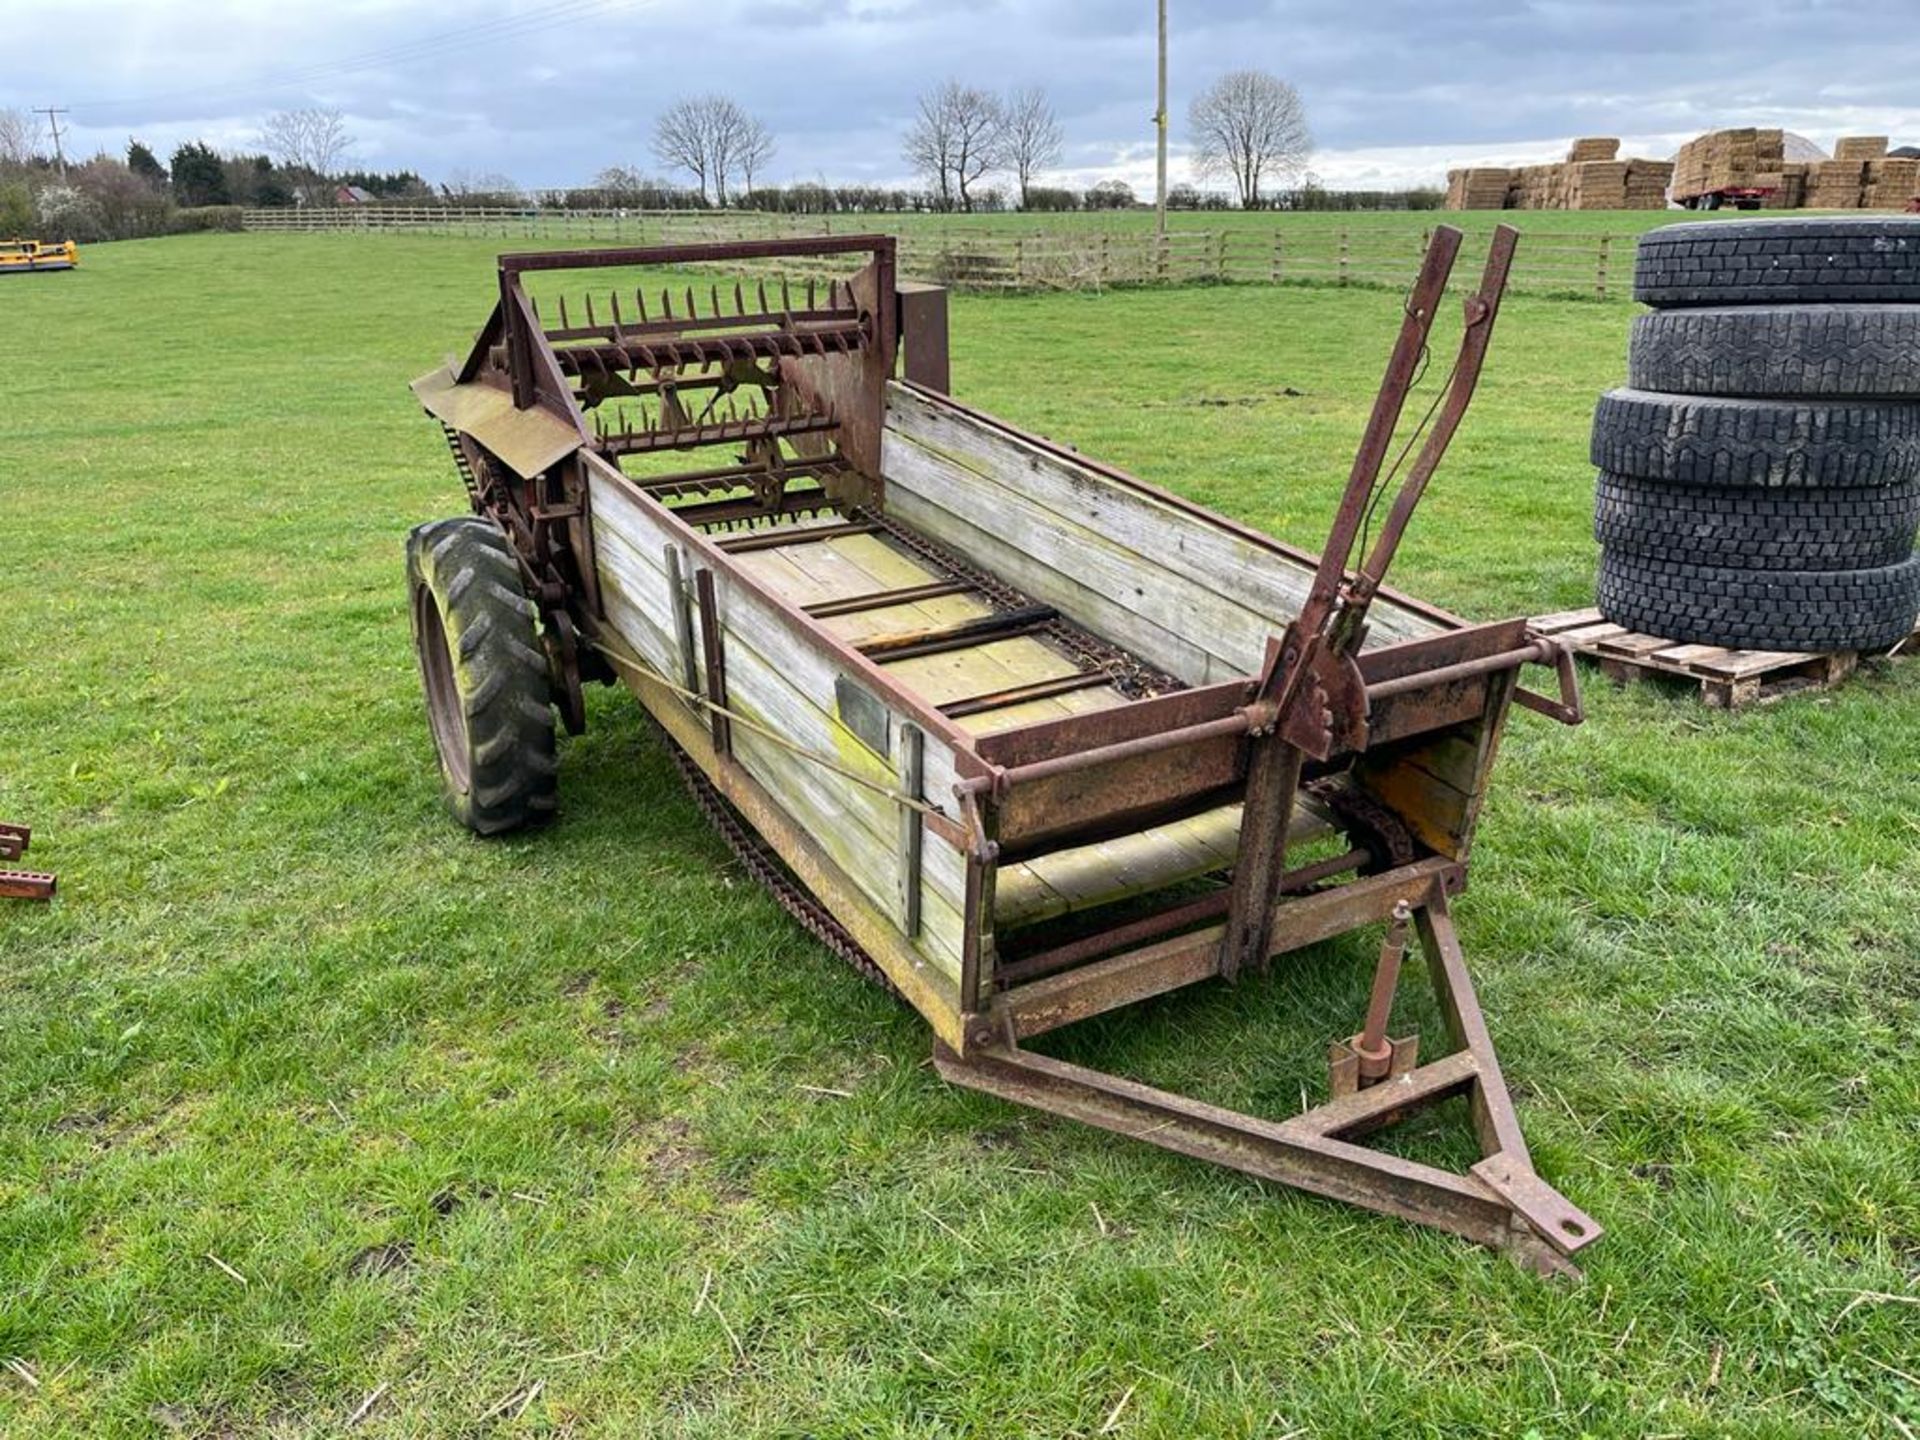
(592, 465, 975, 985)
(612, 646, 968, 1048)
(883, 383, 1443, 678)
(1528, 607, 1603, 633)
(1594, 632, 1674, 658)
(885, 429, 1273, 683)
(880, 636, 1084, 706)
(1692, 648, 1812, 680)
(881, 440, 1222, 683)
(1555, 622, 1629, 647)
(955, 682, 1127, 738)
(1649, 643, 1724, 668)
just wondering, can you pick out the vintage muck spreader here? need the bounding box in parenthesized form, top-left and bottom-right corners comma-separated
(406, 229, 1598, 1273)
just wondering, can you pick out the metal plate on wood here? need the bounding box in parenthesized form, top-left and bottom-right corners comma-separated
(835, 675, 892, 758)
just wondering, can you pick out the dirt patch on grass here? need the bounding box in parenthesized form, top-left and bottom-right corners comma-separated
(346, 1238, 415, 1279)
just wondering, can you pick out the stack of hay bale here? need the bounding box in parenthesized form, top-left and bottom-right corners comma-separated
(1806, 137, 1883, 208)
(1806, 139, 1919, 209)
(1671, 128, 1786, 202)
(1445, 167, 1518, 210)
(1867, 156, 1919, 208)
(1760, 161, 1811, 208)
(1446, 139, 1674, 211)
(1589, 217, 1920, 652)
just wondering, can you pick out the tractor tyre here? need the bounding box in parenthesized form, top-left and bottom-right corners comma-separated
(1589, 388, 1920, 489)
(1627, 305, 1920, 399)
(1634, 217, 1920, 307)
(407, 516, 558, 835)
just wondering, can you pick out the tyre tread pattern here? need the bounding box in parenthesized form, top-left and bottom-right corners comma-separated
(1596, 549, 1920, 652)
(408, 517, 558, 835)
(1634, 218, 1920, 306)
(1628, 306, 1920, 399)
(1590, 388, 1920, 488)
(1593, 472, 1920, 571)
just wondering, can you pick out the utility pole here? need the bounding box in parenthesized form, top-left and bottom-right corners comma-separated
(36, 107, 69, 181)
(1154, 0, 1168, 237)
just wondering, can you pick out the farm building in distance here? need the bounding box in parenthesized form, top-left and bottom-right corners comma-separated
(1447, 130, 1920, 211)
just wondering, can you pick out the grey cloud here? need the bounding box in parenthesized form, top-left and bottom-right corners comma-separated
(5, 0, 1918, 190)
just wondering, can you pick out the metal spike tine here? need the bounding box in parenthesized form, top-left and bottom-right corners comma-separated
(758, 280, 769, 312)
(610, 291, 621, 329)
(710, 284, 720, 318)
(661, 288, 673, 319)
(586, 293, 596, 328)
(685, 286, 696, 319)
(734, 282, 745, 315)
(636, 288, 649, 322)
(806, 278, 816, 311)
(780, 277, 791, 312)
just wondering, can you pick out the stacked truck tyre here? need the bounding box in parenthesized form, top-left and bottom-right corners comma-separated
(1591, 217, 1920, 652)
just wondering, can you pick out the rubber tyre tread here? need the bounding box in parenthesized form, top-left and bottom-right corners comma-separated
(1634, 217, 1920, 306)
(407, 516, 558, 835)
(1589, 388, 1920, 488)
(1627, 306, 1920, 399)
(1596, 549, 1920, 652)
(1593, 472, 1920, 571)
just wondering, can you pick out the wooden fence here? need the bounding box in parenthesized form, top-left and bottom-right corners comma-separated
(238, 206, 1629, 301)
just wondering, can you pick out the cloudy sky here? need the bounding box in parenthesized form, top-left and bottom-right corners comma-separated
(7, 0, 1920, 194)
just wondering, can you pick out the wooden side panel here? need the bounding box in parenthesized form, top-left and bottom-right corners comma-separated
(979, 684, 1254, 854)
(589, 468, 972, 988)
(880, 383, 1445, 686)
(1351, 673, 1519, 861)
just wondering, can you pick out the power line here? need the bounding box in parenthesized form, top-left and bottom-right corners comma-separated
(70, 0, 639, 113)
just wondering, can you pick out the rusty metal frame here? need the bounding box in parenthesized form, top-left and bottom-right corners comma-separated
(415, 226, 1598, 1272)
(939, 881, 1597, 1275)
(0, 823, 56, 902)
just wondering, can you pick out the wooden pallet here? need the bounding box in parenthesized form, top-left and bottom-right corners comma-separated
(1530, 607, 1917, 709)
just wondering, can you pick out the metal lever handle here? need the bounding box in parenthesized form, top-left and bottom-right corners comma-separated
(1513, 639, 1584, 726)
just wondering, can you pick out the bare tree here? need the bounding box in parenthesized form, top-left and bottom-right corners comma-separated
(738, 114, 775, 199)
(1002, 86, 1062, 210)
(653, 95, 771, 207)
(903, 81, 1004, 213)
(654, 99, 714, 203)
(261, 107, 352, 178)
(0, 108, 37, 169)
(594, 164, 643, 198)
(1188, 70, 1311, 208)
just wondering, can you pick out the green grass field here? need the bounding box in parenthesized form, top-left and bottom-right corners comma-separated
(2, 230, 1917, 1438)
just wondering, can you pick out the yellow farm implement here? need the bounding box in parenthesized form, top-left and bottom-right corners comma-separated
(0, 239, 79, 274)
